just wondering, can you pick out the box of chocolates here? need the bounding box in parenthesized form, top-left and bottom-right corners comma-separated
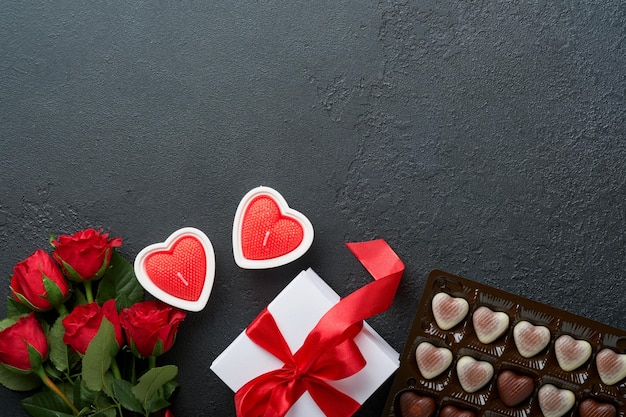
(381, 270, 626, 417)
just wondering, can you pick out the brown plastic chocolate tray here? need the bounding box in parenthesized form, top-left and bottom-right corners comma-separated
(381, 270, 626, 417)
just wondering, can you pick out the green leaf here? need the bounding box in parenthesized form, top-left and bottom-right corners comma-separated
(112, 379, 144, 413)
(0, 313, 26, 331)
(96, 251, 144, 309)
(162, 380, 179, 400)
(145, 396, 171, 414)
(21, 390, 75, 417)
(49, 317, 69, 373)
(7, 295, 33, 315)
(131, 365, 178, 408)
(0, 364, 41, 391)
(82, 319, 118, 392)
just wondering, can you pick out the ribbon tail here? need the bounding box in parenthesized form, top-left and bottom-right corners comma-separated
(305, 378, 362, 417)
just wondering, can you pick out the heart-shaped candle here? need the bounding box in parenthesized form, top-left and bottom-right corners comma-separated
(398, 392, 436, 417)
(472, 306, 510, 344)
(439, 405, 475, 417)
(456, 356, 494, 393)
(596, 348, 626, 385)
(538, 384, 575, 417)
(233, 186, 314, 269)
(554, 335, 592, 372)
(513, 320, 550, 358)
(415, 342, 453, 379)
(134, 227, 215, 312)
(432, 292, 469, 330)
(579, 399, 617, 417)
(497, 370, 534, 407)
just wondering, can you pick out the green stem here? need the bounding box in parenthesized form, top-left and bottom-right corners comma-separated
(84, 280, 94, 303)
(55, 303, 69, 316)
(148, 356, 156, 369)
(34, 367, 79, 415)
(110, 358, 122, 380)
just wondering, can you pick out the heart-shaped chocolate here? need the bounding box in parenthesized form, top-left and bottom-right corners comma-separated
(415, 342, 453, 379)
(555, 334, 592, 372)
(432, 292, 469, 330)
(398, 391, 436, 417)
(456, 356, 494, 393)
(579, 399, 617, 417)
(134, 227, 215, 312)
(596, 348, 626, 385)
(472, 306, 509, 344)
(496, 369, 534, 407)
(538, 384, 575, 417)
(232, 186, 314, 269)
(513, 320, 550, 358)
(439, 405, 476, 417)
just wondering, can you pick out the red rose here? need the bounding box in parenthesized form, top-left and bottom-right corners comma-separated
(0, 313, 48, 372)
(120, 301, 186, 357)
(10, 249, 70, 311)
(62, 300, 124, 355)
(52, 228, 122, 281)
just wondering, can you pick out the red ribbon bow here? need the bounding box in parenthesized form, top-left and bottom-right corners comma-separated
(234, 239, 405, 417)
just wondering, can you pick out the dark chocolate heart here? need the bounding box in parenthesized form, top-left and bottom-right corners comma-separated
(440, 404, 476, 417)
(398, 391, 436, 417)
(579, 399, 617, 417)
(497, 370, 534, 407)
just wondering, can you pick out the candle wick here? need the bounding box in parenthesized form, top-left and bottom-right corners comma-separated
(263, 230, 270, 247)
(176, 272, 189, 286)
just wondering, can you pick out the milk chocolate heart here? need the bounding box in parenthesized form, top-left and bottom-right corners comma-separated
(456, 356, 494, 393)
(555, 335, 592, 372)
(439, 405, 476, 417)
(232, 186, 314, 269)
(496, 370, 534, 407)
(415, 342, 453, 379)
(134, 227, 215, 312)
(432, 292, 469, 330)
(513, 320, 550, 358)
(398, 391, 436, 417)
(596, 348, 626, 385)
(579, 399, 617, 417)
(538, 384, 575, 417)
(472, 306, 509, 344)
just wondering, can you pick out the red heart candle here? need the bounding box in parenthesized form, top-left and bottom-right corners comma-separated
(134, 227, 215, 312)
(233, 186, 314, 269)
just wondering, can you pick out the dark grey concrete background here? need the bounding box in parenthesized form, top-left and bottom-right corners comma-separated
(1, 1, 625, 416)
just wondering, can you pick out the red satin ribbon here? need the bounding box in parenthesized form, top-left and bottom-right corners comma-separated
(234, 239, 405, 417)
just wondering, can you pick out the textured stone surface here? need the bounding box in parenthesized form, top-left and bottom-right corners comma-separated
(1, 1, 625, 416)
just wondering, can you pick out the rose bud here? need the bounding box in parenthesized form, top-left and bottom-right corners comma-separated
(120, 301, 186, 357)
(62, 300, 124, 355)
(0, 313, 49, 372)
(52, 228, 122, 281)
(10, 249, 70, 312)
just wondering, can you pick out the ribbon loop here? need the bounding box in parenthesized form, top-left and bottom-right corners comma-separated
(235, 239, 404, 417)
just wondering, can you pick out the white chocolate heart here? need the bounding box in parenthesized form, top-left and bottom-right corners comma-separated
(432, 292, 469, 330)
(554, 335, 592, 372)
(456, 356, 494, 393)
(415, 342, 453, 379)
(513, 320, 550, 358)
(472, 306, 509, 344)
(596, 348, 626, 385)
(538, 384, 575, 417)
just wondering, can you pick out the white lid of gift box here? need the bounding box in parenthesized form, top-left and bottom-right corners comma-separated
(210, 268, 400, 416)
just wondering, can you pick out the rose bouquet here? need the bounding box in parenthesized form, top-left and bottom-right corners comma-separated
(0, 229, 185, 417)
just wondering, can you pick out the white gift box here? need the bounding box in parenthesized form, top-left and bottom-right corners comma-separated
(210, 268, 400, 417)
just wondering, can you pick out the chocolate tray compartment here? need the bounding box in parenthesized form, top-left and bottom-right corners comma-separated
(381, 270, 626, 417)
